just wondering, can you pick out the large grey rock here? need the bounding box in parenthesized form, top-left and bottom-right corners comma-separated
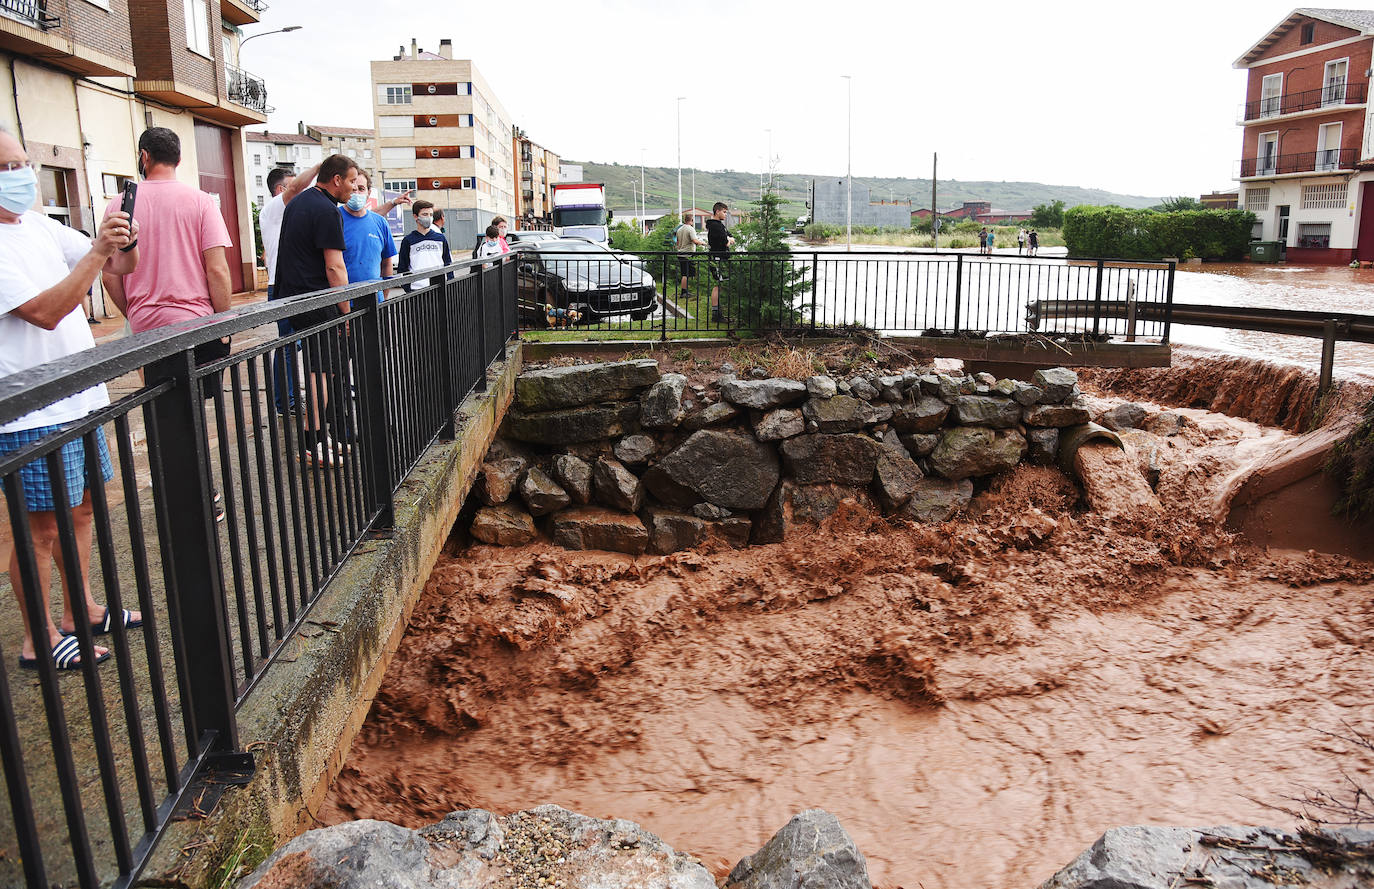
(780, 434, 880, 486)
(890, 396, 950, 433)
(931, 427, 1026, 480)
(552, 507, 649, 554)
(593, 457, 644, 512)
(755, 408, 805, 442)
(878, 375, 906, 402)
(640, 373, 688, 429)
(504, 402, 640, 445)
(846, 376, 878, 400)
(954, 395, 1022, 428)
(613, 434, 657, 466)
(931, 373, 971, 400)
(681, 401, 741, 430)
(1100, 401, 1148, 431)
(802, 395, 876, 433)
(1039, 825, 1374, 889)
(878, 429, 913, 461)
(516, 359, 660, 412)
(1027, 427, 1060, 464)
(519, 468, 570, 517)
(1012, 381, 1045, 406)
(721, 377, 808, 410)
(552, 454, 593, 504)
(240, 805, 717, 889)
(652, 430, 780, 510)
(728, 809, 872, 889)
(753, 480, 793, 544)
(900, 432, 940, 457)
(1024, 401, 1092, 427)
(644, 507, 751, 554)
(477, 457, 527, 506)
(874, 448, 924, 512)
(902, 477, 974, 522)
(1033, 367, 1079, 403)
(791, 484, 876, 523)
(806, 375, 837, 399)
(471, 504, 537, 545)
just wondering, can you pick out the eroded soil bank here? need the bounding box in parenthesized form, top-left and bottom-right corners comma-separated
(323, 364, 1374, 889)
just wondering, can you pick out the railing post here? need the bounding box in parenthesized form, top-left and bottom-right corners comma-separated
(1163, 260, 1176, 344)
(144, 349, 238, 753)
(953, 254, 963, 336)
(1092, 258, 1105, 339)
(810, 252, 818, 332)
(1319, 318, 1338, 400)
(355, 295, 395, 529)
(661, 253, 669, 342)
(475, 263, 489, 393)
(434, 275, 457, 440)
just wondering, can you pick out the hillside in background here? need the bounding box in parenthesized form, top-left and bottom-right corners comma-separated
(569, 160, 1163, 220)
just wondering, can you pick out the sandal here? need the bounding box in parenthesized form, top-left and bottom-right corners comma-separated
(18, 635, 110, 671)
(60, 607, 143, 637)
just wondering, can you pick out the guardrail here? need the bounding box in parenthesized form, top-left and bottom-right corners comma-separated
(1239, 82, 1367, 121)
(225, 64, 269, 115)
(0, 0, 59, 29)
(514, 249, 1176, 343)
(1237, 147, 1357, 178)
(0, 254, 517, 889)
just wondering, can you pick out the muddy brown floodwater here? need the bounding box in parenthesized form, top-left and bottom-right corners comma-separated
(323, 403, 1374, 889)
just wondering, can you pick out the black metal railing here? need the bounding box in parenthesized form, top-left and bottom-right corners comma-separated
(1237, 147, 1357, 178)
(0, 254, 516, 889)
(1240, 81, 1367, 120)
(0, 0, 59, 29)
(513, 249, 1176, 344)
(225, 64, 268, 114)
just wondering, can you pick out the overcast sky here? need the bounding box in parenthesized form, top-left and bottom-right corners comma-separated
(245, 0, 1309, 199)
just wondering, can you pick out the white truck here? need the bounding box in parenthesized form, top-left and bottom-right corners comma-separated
(552, 182, 609, 242)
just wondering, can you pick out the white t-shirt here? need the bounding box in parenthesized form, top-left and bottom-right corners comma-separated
(0, 212, 110, 432)
(260, 192, 285, 285)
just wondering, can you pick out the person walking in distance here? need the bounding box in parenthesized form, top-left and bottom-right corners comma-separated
(675, 210, 705, 295)
(1017, 228, 1026, 256)
(260, 161, 320, 415)
(1028, 229, 1039, 257)
(705, 202, 735, 324)
(0, 125, 141, 670)
(397, 200, 451, 291)
(274, 153, 358, 466)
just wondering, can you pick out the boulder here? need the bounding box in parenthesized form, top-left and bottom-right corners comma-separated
(877, 430, 913, 461)
(884, 401, 950, 434)
(1100, 401, 1148, 431)
(727, 809, 872, 889)
(644, 507, 752, 554)
(805, 375, 837, 399)
(791, 484, 876, 523)
(504, 402, 640, 445)
(593, 457, 644, 512)
(519, 468, 570, 517)
(953, 395, 1022, 428)
(878, 375, 905, 402)
(846, 376, 878, 400)
(802, 395, 876, 433)
(652, 430, 780, 510)
(681, 401, 741, 430)
(552, 454, 593, 505)
(930, 427, 1026, 480)
(874, 449, 924, 512)
(993, 378, 1018, 396)
(477, 457, 526, 506)
(613, 434, 657, 466)
(916, 373, 942, 396)
(869, 403, 894, 424)
(780, 434, 880, 486)
(753, 480, 794, 544)
(1012, 382, 1045, 407)
(1027, 427, 1061, 464)
(1033, 367, 1078, 403)
(640, 464, 699, 508)
(640, 373, 688, 429)
(720, 378, 809, 410)
(552, 507, 649, 554)
(755, 408, 806, 442)
(902, 477, 974, 522)
(899, 433, 940, 457)
(516, 359, 660, 412)
(1024, 401, 1092, 427)
(470, 504, 537, 545)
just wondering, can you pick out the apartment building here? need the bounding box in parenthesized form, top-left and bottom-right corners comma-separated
(245, 130, 322, 208)
(513, 127, 559, 223)
(305, 123, 375, 167)
(0, 0, 271, 291)
(370, 38, 516, 244)
(1234, 8, 1374, 263)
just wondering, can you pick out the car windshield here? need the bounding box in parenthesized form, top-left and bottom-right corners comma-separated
(553, 208, 607, 226)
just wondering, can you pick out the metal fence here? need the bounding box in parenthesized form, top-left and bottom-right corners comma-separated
(0, 254, 516, 889)
(514, 248, 1175, 342)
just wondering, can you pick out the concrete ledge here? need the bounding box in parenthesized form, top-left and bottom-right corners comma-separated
(144, 343, 521, 886)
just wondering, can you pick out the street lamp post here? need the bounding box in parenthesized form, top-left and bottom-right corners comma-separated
(765, 128, 772, 186)
(676, 96, 685, 218)
(842, 75, 852, 251)
(640, 147, 646, 233)
(235, 25, 302, 68)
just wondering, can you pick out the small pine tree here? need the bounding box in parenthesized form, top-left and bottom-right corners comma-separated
(725, 179, 810, 330)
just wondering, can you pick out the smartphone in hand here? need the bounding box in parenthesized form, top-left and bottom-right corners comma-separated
(120, 181, 137, 218)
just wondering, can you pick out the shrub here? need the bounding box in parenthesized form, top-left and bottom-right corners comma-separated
(1062, 206, 1256, 260)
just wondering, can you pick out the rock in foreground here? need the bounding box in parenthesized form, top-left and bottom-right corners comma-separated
(728, 808, 872, 889)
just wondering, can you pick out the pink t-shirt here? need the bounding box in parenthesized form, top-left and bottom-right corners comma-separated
(105, 178, 232, 334)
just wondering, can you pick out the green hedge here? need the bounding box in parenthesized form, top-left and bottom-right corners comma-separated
(1062, 206, 1256, 260)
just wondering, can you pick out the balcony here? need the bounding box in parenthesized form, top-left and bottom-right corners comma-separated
(226, 63, 270, 115)
(220, 0, 266, 26)
(0, 0, 58, 29)
(1236, 147, 1357, 178)
(1240, 83, 1366, 122)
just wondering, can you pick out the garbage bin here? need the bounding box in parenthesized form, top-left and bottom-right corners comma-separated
(1250, 241, 1282, 262)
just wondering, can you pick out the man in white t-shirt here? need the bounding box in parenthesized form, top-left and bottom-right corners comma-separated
(0, 126, 140, 670)
(260, 162, 317, 415)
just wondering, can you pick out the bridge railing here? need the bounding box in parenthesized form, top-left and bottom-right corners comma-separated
(512, 249, 1176, 343)
(0, 253, 517, 889)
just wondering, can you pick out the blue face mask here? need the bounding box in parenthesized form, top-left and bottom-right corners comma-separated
(346, 193, 367, 212)
(0, 165, 38, 215)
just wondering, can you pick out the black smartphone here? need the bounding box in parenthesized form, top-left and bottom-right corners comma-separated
(120, 181, 137, 217)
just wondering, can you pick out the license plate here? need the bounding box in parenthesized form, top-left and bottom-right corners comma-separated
(609, 293, 638, 303)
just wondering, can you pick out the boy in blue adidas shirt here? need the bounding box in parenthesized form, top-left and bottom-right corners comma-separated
(397, 200, 451, 291)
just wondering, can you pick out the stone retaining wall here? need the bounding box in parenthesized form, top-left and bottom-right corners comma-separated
(467, 359, 1092, 555)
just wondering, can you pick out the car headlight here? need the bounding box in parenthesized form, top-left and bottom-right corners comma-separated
(566, 279, 590, 292)
(641, 272, 655, 287)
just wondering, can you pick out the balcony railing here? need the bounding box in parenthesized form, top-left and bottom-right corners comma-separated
(1238, 147, 1357, 178)
(1241, 82, 1367, 121)
(225, 63, 269, 114)
(0, 0, 60, 29)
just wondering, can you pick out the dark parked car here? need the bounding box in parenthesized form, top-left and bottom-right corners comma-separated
(515, 238, 658, 325)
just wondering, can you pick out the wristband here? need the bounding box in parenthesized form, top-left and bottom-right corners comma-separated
(119, 238, 138, 253)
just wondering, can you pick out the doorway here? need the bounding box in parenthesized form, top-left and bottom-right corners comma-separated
(193, 121, 245, 292)
(1358, 185, 1374, 262)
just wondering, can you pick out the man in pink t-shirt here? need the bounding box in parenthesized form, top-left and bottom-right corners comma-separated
(102, 127, 233, 335)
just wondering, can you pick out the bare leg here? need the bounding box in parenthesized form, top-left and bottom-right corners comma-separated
(10, 503, 111, 662)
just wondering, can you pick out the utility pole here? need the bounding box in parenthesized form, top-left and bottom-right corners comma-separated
(842, 75, 852, 251)
(691, 168, 696, 226)
(931, 152, 938, 252)
(640, 147, 646, 233)
(676, 96, 685, 217)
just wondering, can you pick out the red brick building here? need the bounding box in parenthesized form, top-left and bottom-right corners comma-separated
(1235, 8, 1374, 263)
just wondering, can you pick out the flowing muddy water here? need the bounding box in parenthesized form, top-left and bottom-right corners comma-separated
(325, 408, 1374, 888)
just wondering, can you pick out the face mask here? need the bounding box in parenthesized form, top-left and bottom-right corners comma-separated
(0, 165, 38, 215)
(497, 226, 507, 237)
(346, 193, 367, 212)
(416, 215, 432, 229)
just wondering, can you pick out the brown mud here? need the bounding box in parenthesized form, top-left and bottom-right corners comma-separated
(323, 393, 1374, 888)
